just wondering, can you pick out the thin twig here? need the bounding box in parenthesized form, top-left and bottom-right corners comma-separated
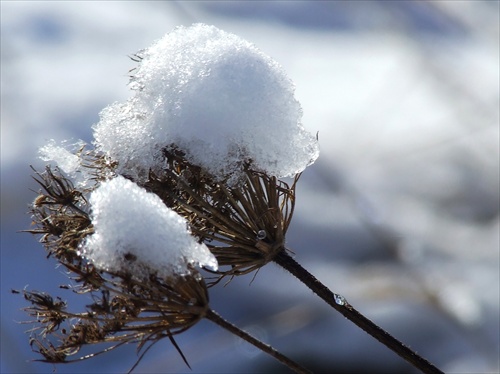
(204, 308, 311, 374)
(273, 250, 444, 374)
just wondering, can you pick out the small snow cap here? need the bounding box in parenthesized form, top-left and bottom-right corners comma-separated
(81, 175, 218, 278)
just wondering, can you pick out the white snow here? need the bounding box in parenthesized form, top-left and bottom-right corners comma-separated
(81, 175, 218, 277)
(93, 23, 319, 183)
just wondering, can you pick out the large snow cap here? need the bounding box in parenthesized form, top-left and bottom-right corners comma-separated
(81, 176, 217, 277)
(93, 23, 319, 182)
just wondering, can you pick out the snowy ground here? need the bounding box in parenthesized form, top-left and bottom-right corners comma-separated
(1, 1, 499, 373)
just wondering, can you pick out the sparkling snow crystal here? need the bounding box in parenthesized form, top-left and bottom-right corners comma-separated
(93, 23, 319, 183)
(81, 176, 218, 277)
(39, 139, 92, 188)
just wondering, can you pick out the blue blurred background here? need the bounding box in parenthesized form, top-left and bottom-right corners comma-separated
(2, 1, 499, 373)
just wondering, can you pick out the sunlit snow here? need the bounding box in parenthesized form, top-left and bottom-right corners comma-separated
(81, 175, 218, 277)
(93, 23, 319, 183)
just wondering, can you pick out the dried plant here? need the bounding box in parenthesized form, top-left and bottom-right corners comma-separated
(19, 272, 208, 371)
(21, 144, 443, 373)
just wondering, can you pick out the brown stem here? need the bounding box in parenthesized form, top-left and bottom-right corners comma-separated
(273, 250, 443, 374)
(204, 308, 311, 374)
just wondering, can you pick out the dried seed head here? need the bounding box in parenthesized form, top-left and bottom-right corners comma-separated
(144, 147, 299, 279)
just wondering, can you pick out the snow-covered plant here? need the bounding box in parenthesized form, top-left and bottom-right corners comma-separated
(20, 24, 443, 373)
(92, 23, 319, 279)
(24, 166, 210, 364)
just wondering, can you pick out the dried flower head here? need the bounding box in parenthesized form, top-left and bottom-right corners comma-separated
(27, 166, 92, 263)
(88, 23, 317, 281)
(143, 145, 299, 279)
(22, 166, 209, 370)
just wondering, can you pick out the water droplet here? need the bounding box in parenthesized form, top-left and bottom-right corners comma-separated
(257, 230, 266, 240)
(334, 294, 346, 306)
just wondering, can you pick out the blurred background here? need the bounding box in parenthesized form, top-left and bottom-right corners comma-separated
(1, 1, 498, 373)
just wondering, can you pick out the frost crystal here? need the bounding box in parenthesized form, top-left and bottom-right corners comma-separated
(81, 176, 218, 277)
(39, 139, 91, 188)
(93, 23, 319, 183)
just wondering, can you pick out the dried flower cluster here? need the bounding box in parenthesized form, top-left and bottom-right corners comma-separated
(21, 143, 443, 374)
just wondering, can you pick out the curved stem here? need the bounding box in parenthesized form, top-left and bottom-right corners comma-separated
(204, 308, 311, 374)
(273, 250, 443, 374)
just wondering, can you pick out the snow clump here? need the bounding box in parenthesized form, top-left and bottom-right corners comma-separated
(81, 175, 218, 278)
(93, 23, 319, 183)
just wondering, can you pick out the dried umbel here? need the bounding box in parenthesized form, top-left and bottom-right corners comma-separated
(144, 146, 299, 278)
(22, 166, 209, 369)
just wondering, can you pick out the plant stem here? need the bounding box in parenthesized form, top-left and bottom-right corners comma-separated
(205, 308, 311, 374)
(273, 250, 443, 374)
